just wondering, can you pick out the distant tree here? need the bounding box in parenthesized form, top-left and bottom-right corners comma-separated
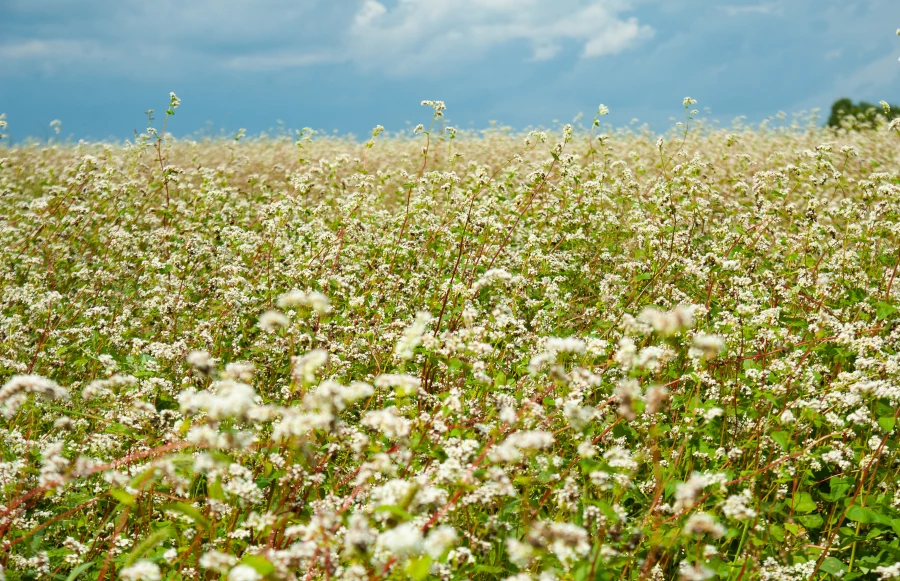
(827, 97, 900, 129)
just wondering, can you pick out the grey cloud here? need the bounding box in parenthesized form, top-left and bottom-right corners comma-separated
(1, 0, 653, 77)
(1, 0, 353, 76)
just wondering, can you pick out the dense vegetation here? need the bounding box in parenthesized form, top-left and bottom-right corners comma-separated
(2, 100, 900, 581)
(826, 98, 900, 130)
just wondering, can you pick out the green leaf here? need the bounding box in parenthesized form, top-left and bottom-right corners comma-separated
(866, 526, 887, 540)
(596, 500, 619, 524)
(109, 489, 135, 507)
(374, 505, 414, 522)
(845, 505, 875, 524)
(130, 466, 159, 490)
(241, 555, 275, 576)
(742, 359, 760, 371)
(771, 431, 790, 450)
(843, 505, 892, 526)
(878, 416, 896, 433)
(865, 507, 892, 526)
(790, 492, 816, 513)
(821, 478, 851, 502)
(162, 502, 210, 530)
(124, 528, 171, 566)
(875, 302, 898, 320)
(207, 477, 225, 501)
(474, 565, 504, 573)
(406, 556, 433, 580)
(797, 514, 824, 529)
(820, 556, 846, 576)
(768, 524, 784, 542)
(64, 561, 95, 581)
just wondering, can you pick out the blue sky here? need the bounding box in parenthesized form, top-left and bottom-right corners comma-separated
(1, 0, 899, 141)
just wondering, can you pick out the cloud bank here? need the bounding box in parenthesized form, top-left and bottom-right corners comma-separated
(0, 0, 653, 77)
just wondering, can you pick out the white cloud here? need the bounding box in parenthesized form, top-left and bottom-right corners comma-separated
(224, 51, 338, 72)
(344, 0, 653, 74)
(1, 0, 652, 77)
(0, 0, 345, 76)
(0, 38, 152, 75)
(0, 39, 111, 61)
(581, 17, 652, 57)
(719, 4, 781, 16)
(354, 0, 387, 29)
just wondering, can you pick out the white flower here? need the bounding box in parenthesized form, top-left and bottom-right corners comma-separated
(119, 561, 161, 581)
(374, 373, 421, 396)
(177, 380, 258, 421)
(0, 374, 68, 419)
(678, 560, 714, 581)
(424, 525, 457, 558)
(526, 521, 590, 568)
(377, 522, 423, 557)
(258, 309, 289, 331)
(362, 407, 411, 438)
(674, 472, 712, 512)
(187, 350, 215, 375)
(490, 430, 555, 463)
(544, 337, 586, 354)
(199, 550, 238, 573)
(638, 305, 695, 335)
(703, 407, 724, 421)
(644, 384, 669, 415)
(720, 490, 757, 521)
(277, 290, 332, 315)
(306, 291, 332, 315)
(277, 290, 308, 309)
(577, 440, 596, 458)
(528, 336, 586, 373)
(53, 415, 75, 431)
(506, 538, 536, 567)
(682, 512, 726, 538)
(473, 268, 513, 291)
(779, 409, 795, 424)
(394, 312, 432, 360)
(690, 333, 724, 359)
(603, 446, 638, 471)
(875, 562, 900, 579)
(228, 564, 261, 581)
(344, 513, 377, 555)
(615, 378, 641, 421)
(291, 349, 329, 385)
(223, 361, 255, 382)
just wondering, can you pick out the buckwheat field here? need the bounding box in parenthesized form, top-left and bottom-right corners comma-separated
(2, 99, 900, 581)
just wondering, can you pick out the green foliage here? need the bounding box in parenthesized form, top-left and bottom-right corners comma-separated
(1, 99, 900, 580)
(826, 97, 900, 130)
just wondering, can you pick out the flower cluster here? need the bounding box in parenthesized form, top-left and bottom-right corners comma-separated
(1, 102, 900, 580)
